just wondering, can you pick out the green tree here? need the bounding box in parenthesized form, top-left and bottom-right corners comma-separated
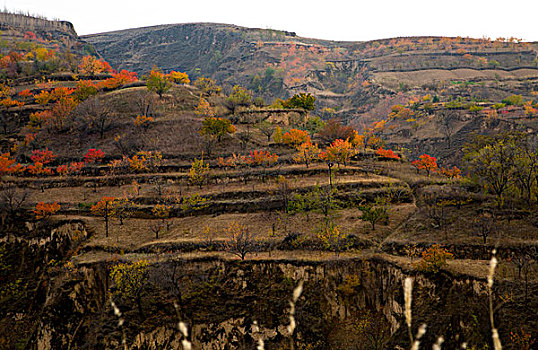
(464, 133, 520, 207)
(199, 117, 235, 142)
(146, 67, 172, 98)
(188, 157, 210, 189)
(502, 94, 523, 106)
(283, 92, 315, 111)
(359, 197, 389, 231)
(199, 117, 236, 156)
(227, 85, 253, 113)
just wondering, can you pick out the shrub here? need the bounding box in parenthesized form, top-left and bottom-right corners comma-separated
(502, 94, 523, 106)
(375, 148, 400, 160)
(30, 148, 56, 164)
(84, 149, 105, 164)
(416, 245, 454, 273)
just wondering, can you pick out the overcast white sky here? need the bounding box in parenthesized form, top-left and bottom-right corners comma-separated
(3, 0, 538, 42)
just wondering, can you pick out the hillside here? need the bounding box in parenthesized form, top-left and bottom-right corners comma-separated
(0, 14, 537, 350)
(83, 23, 538, 114)
(84, 23, 538, 163)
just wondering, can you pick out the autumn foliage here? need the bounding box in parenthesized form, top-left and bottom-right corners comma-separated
(34, 202, 60, 219)
(30, 148, 57, 164)
(97, 70, 137, 90)
(415, 245, 454, 273)
(411, 154, 438, 176)
(91, 196, 116, 237)
(246, 150, 278, 167)
(84, 149, 105, 164)
(166, 70, 190, 84)
(293, 141, 320, 168)
(78, 56, 113, 75)
(375, 148, 400, 160)
(282, 129, 310, 148)
(0, 153, 25, 175)
(320, 138, 354, 166)
(440, 166, 462, 179)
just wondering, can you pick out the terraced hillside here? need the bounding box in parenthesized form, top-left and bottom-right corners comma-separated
(84, 23, 538, 116)
(1, 70, 536, 349)
(0, 14, 537, 350)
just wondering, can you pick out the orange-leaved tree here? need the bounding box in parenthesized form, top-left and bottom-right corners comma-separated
(34, 201, 60, 220)
(440, 166, 461, 179)
(293, 141, 320, 168)
(415, 245, 454, 273)
(246, 150, 278, 168)
(411, 154, 438, 176)
(91, 196, 116, 237)
(282, 128, 310, 148)
(323, 138, 354, 167)
(0, 153, 25, 175)
(375, 148, 400, 160)
(97, 70, 138, 90)
(78, 55, 113, 75)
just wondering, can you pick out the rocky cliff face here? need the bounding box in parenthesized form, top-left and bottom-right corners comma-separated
(0, 12, 88, 56)
(31, 254, 535, 349)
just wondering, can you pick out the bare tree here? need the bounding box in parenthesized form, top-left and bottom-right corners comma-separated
(256, 121, 275, 142)
(225, 222, 257, 260)
(438, 110, 457, 149)
(74, 97, 112, 138)
(0, 185, 28, 231)
(473, 211, 495, 244)
(134, 90, 157, 118)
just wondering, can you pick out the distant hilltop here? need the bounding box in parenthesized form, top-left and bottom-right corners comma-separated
(0, 11, 77, 36)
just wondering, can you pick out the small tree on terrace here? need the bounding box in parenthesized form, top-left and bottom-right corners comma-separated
(317, 221, 348, 256)
(282, 129, 310, 148)
(199, 117, 236, 157)
(195, 95, 216, 117)
(318, 119, 355, 144)
(411, 154, 438, 176)
(194, 77, 222, 95)
(84, 148, 105, 164)
(256, 121, 275, 142)
(225, 221, 257, 260)
(227, 85, 253, 113)
(146, 67, 172, 98)
(463, 133, 520, 207)
(283, 92, 315, 111)
(199, 117, 235, 142)
(188, 157, 210, 189)
(91, 196, 115, 237)
(321, 138, 354, 168)
(34, 201, 60, 220)
(293, 141, 320, 168)
(111, 197, 134, 225)
(416, 245, 454, 273)
(358, 196, 389, 231)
